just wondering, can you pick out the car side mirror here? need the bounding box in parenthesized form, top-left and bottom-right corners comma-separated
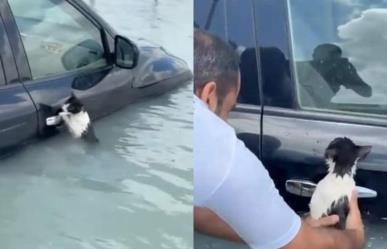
(114, 35, 139, 69)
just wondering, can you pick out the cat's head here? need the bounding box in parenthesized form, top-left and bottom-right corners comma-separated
(62, 94, 84, 114)
(325, 137, 371, 177)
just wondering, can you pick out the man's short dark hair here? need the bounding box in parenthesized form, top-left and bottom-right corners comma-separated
(194, 29, 239, 105)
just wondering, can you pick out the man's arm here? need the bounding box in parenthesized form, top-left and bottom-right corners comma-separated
(195, 191, 364, 249)
(284, 222, 362, 249)
(194, 208, 340, 244)
(194, 207, 243, 243)
(283, 191, 364, 249)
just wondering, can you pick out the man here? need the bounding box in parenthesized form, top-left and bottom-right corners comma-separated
(193, 29, 365, 249)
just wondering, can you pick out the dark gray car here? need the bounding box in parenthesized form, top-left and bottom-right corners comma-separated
(0, 0, 192, 154)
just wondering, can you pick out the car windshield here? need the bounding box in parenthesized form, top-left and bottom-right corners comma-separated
(288, 0, 387, 116)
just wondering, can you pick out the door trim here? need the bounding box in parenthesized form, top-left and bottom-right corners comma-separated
(264, 106, 387, 128)
(235, 104, 387, 128)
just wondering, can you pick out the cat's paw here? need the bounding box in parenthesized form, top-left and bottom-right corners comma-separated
(58, 112, 70, 117)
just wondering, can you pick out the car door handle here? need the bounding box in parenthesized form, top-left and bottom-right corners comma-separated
(46, 115, 62, 126)
(356, 186, 378, 198)
(285, 179, 316, 197)
(285, 179, 377, 198)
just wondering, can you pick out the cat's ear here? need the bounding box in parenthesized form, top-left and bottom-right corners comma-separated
(66, 93, 77, 102)
(325, 148, 337, 158)
(357, 145, 372, 160)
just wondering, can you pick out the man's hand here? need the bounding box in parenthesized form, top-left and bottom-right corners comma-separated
(283, 190, 365, 249)
(304, 215, 339, 228)
(196, 191, 365, 249)
(345, 190, 365, 249)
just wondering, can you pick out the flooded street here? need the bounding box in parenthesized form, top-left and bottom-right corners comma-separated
(0, 0, 192, 248)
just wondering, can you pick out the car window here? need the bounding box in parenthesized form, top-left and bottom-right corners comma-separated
(8, 0, 107, 80)
(195, 0, 261, 106)
(194, 0, 227, 41)
(255, 0, 294, 108)
(226, 0, 261, 106)
(289, 0, 387, 117)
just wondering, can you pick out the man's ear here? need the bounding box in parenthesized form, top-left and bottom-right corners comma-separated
(196, 81, 218, 113)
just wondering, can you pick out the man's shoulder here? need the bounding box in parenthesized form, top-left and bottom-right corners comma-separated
(194, 96, 238, 169)
(194, 97, 238, 205)
(194, 96, 236, 139)
(194, 96, 267, 206)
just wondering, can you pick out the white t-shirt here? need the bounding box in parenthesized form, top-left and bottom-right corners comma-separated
(194, 96, 301, 249)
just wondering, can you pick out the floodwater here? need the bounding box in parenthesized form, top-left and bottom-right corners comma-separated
(0, 0, 192, 249)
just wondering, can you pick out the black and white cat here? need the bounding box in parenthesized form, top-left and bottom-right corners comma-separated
(59, 95, 99, 143)
(309, 137, 371, 229)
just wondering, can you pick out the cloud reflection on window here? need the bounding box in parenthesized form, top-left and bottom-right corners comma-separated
(334, 8, 387, 105)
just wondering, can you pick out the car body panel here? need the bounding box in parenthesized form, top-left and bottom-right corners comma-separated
(0, 83, 38, 153)
(264, 113, 387, 218)
(0, 2, 37, 153)
(232, 106, 387, 217)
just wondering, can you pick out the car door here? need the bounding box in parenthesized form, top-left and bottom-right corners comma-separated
(4, 0, 136, 136)
(232, 0, 387, 218)
(228, 0, 387, 218)
(0, 3, 37, 153)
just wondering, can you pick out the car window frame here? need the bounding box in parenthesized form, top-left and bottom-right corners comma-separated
(229, 0, 296, 110)
(231, 0, 387, 130)
(284, 0, 387, 126)
(68, 0, 114, 54)
(253, 0, 387, 129)
(4, 0, 113, 84)
(194, 0, 264, 109)
(0, 1, 23, 85)
(225, 0, 264, 108)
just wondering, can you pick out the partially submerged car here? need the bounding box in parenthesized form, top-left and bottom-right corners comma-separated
(0, 0, 192, 154)
(195, 0, 387, 219)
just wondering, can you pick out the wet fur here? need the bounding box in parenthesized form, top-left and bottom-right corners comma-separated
(60, 95, 99, 143)
(312, 171, 353, 229)
(325, 196, 349, 229)
(310, 137, 371, 229)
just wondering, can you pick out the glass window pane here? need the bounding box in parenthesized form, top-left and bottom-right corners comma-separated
(256, 0, 294, 108)
(227, 0, 260, 105)
(289, 0, 387, 117)
(194, 0, 227, 41)
(9, 0, 107, 80)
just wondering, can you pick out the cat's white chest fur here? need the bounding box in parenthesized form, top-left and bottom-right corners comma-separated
(310, 173, 354, 219)
(60, 111, 90, 138)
